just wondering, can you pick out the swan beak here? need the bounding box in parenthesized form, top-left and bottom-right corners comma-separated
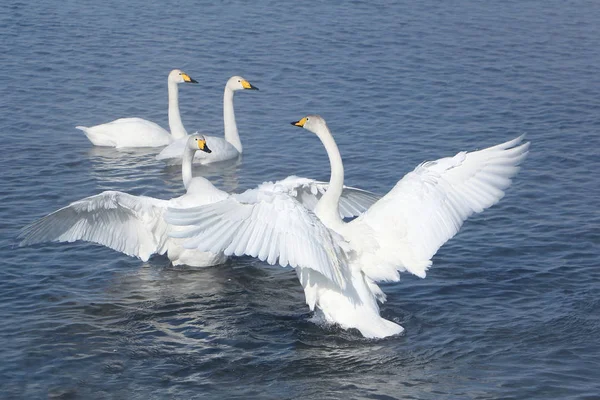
(198, 139, 212, 153)
(241, 80, 259, 90)
(182, 73, 198, 84)
(291, 117, 307, 127)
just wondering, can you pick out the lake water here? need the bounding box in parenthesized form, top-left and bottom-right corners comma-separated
(1, 0, 599, 398)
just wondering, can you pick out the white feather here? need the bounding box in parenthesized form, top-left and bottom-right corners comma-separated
(168, 191, 351, 290)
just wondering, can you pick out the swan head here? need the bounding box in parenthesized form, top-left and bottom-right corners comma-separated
(169, 69, 198, 84)
(291, 115, 328, 134)
(227, 76, 259, 91)
(187, 134, 212, 153)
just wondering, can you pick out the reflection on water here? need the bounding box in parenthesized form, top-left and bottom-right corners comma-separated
(88, 146, 167, 185)
(88, 146, 162, 160)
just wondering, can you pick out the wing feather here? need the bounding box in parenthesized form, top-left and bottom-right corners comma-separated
(19, 191, 170, 261)
(350, 136, 529, 281)
(167, 191, 350, 289)
(257, 176, 380, 218)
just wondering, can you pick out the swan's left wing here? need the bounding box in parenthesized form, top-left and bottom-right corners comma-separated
(258, 176, 380, 218)
(166, 189, 350, 289)
(19, 191, 170, 261)
(349, 136, 530, 282)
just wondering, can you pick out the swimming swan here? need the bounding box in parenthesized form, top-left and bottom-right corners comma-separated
(77, 69, 198, 148)
(156, 76, 258, 164)
(166, 115, 530, 338)
(19, 133, 379, 269)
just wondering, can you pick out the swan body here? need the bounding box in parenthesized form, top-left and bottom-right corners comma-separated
(77, 69, 198, 148)
(167, 115, 530, 338)
(156, 76, 258, 164)
(77, 118, 173, 148)
(20, 133, 379, 268)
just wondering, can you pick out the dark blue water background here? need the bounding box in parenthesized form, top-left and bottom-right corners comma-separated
(1, 1, 599, 398)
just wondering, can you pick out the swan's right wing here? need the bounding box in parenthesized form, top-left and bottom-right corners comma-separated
(349, 136, 530, 282)
(166, 189, 350, 289)
(258, 175, 381, 218)
(19, 191, 170, 261)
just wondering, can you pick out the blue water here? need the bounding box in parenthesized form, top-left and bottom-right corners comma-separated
(1, 0, 599, 398)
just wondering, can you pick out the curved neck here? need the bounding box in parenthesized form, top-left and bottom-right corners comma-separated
(168, 80, 187, 139)
(314, 126, 344, 228)
(182, 147, 194, 190)
(223, 87, 242, 153)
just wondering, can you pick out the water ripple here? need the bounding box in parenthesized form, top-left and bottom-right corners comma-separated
(1, 0, 600, 398)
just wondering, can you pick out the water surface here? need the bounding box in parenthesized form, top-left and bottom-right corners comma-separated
(1, 1, 599, 398)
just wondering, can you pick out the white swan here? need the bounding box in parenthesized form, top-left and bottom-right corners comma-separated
(76, 69, 198, 148)
(156, 76, 258, 164)
(19, 133, 380, 269)
(166, 115, 530, 338)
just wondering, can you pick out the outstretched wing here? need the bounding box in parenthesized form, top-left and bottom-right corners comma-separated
(257, 175, 380, 218)
(350, 136, 530, 281)
(166, 189, 350, 289)
(19, 191, 170, 261)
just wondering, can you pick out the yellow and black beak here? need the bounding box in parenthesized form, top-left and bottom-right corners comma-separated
(291, 117, 307, 128)
(182, 73, 199, 84)
(241, 80, 259, 90)
(197, 139, 212, 153)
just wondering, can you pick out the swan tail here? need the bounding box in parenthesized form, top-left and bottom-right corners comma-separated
(77, 126, 115, 147)
(298, 267, 403, 338)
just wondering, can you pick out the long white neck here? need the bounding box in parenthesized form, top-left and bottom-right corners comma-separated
(314, 125, 345, 230)
(223, 87, 242, 153)
(182, 147, 194, 190)
(168, 80, 187, 140)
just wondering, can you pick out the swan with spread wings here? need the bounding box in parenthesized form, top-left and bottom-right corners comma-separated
(167, 115, 529, 338)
